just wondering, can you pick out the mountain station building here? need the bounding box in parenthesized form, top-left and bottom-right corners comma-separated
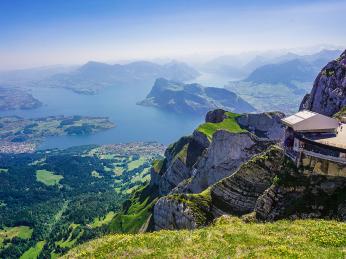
(281, 111, 346, 173)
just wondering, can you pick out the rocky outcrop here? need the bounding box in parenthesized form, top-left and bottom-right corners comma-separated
(153, 147, 284, 230)
(151, 110, 285, 230)
(205, 109, 227, 123)
(179, 131, 275, 194)
(300, 50, 346, 116)
(152, 132, 209, 196)
(255, 160, 346, 221)
(210, 146, 284, 216)
(153, 192, 212, 230)
(236, 112, 285, 141)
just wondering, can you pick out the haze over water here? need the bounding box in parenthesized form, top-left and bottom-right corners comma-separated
(0, 84, 203, 149)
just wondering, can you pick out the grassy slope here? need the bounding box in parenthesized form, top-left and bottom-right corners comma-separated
(65, 216, 345, 258)
(20, 241, 46, 259)
(197, 112, 247, 140)
(108, 185, 158, 234)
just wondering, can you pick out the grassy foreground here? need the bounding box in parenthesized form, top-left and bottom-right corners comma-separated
(64, 216, 346, 258)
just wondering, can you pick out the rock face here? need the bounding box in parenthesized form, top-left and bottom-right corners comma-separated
(300, 50, 346, 116)
(255, 172, 346, 221)
(205, 109, 227, 123)
(178, 131, 273, 194)
(153, 197, 198, 230)
(138, 78, 256, 115)
(236, 112, 285, 140)
(210, 146, 284, 216)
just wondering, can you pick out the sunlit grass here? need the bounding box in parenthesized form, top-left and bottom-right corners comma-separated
(36, 170, 63, 186)
(65, 216, 346, 258)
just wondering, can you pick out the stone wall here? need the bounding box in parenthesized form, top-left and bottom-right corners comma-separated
(300, 153, 346, 177)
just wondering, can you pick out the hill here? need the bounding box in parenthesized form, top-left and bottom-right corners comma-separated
(138, 78, 256, 115)
(40, 61, 200, 94)
(65, 216, 346, 258)
(0, 86, 42, 111)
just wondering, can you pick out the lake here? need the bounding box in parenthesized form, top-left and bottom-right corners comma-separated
(0, 83, 204, 149)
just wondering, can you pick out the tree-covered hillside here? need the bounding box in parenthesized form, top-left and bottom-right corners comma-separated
(0, 143, 164, 258)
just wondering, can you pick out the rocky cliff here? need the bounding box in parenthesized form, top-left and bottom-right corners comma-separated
(300, 49, 346, 116)
(150, 110, 285, 196)
(255, 161, 346, 221)
(151, 110, 286, 229)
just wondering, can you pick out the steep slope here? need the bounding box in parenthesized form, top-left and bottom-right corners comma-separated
(300, 49, 346, 116)
(138, 78, 256, 115)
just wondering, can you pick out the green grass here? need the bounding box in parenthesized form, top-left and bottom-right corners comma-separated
(35, 169, 64, 186)
(90, 212, 115, 228)
(197, 112, 247, 140)
(0, 226, 33, 247)
(20, 240, 46, 259)
(127, 156, 147, 171)
(65, 216, 346, 258)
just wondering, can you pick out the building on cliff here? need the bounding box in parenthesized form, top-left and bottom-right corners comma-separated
(281, 111, 346, 174)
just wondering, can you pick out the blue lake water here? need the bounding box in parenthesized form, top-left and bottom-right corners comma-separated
(0, 85, 204, 149)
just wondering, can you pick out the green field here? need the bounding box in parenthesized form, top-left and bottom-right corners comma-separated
(127, 156, 147, 171)
(197, 112, 247, 140)
(36, 170, 64, 186)
(0, 226, 33, 247)
(20, 241, 46, 259)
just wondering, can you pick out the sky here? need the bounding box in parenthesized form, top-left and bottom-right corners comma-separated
(0, 0, 345, 70)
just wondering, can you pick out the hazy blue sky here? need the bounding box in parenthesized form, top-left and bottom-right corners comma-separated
(1, 0, 345, 69)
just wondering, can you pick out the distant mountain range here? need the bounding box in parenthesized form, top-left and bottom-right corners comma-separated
(244, 49, 342, 85)
(202, 49, 342, 80)
(38, 61, 200, 94)
(225, 49, 343, 113)
(138, 78, 256, 115)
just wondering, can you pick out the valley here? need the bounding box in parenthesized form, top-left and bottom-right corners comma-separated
(0, 142, 165, 258)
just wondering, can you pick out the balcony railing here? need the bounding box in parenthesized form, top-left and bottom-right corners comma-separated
(299, 149, 346, 165)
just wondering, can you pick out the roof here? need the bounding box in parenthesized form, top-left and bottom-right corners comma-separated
(281, 110, 339, 132)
